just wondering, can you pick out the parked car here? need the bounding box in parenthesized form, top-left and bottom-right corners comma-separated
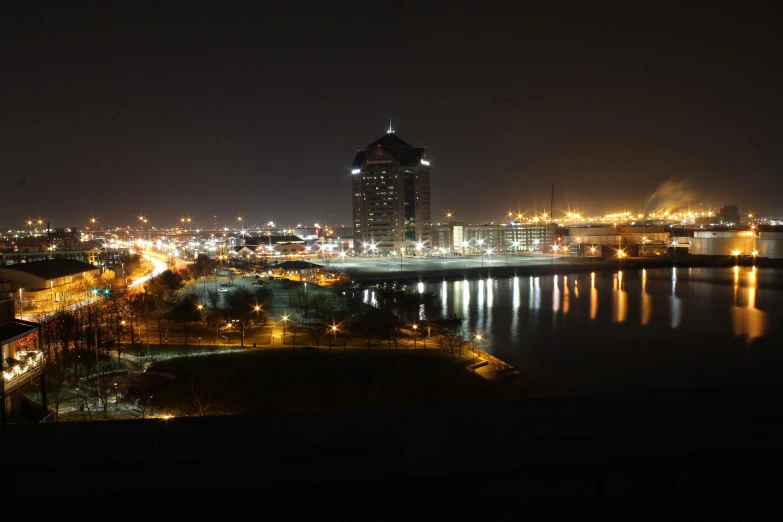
(218, 287, 228, 293)
(219, 283, 228, 287)
(252, 280, 266, 286)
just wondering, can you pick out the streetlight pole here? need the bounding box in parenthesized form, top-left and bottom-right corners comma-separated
(412, 323, 418, 349)
(473, 334, 482, 373)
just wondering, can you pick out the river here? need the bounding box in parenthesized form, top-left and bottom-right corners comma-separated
(380, 266, 783, 396)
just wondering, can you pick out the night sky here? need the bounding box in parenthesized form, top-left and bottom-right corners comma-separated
(3, 2, 780, 229)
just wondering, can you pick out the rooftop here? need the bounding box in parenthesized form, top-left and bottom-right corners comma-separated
(0, 322, 37, 343)
(246, 235, 304, 246)
(0, 259, 98, 279)
(276, 260, 322, 270)
(353, 133, 426, 167)
(366, 132, 412, 148)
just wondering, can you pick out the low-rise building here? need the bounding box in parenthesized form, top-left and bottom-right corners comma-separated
(0, 259, 101, 312)
(272, 261, 325, 282)
(432, 223, 555, 254)
(1, 293, 47, 424)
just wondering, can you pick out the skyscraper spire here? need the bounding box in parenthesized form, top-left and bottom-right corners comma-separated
(387, 118, 393, 134)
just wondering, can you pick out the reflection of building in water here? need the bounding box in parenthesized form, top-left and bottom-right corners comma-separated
(670, 268, 682, 329)
(511, 277, 520, 335)
(461, 279, 470, 322)
(477, 279, 485, 334)
(641, 268, 653, 326)
(732, 266, 766, 342)
(612, 271, 627, 323)
(590, 272, 598, 320)
(562, 276, 570, 316)
(533, 277, 541, 311)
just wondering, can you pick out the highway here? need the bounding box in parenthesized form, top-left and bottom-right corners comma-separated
(16, 252, 170, 321)
(129, 253, 169, 288)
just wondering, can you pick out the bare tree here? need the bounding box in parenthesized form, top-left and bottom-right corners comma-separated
(388, 324, 402, 351)
(288, 320, 299, 350)
(85, 360, 123, 420)
(190, 378, 219, 417)
(442, 323, 467, 359)
(206, 288, 220, 309)
(131, 387, 155, 419)
(290, 288, 311, 324)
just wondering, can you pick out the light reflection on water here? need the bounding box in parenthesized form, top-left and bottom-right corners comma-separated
(732, 266, 766, 342)
(428, 267, 782, 394)
(612, 271, 627, 324)
(641, 268, 653, 326)
(670, 267, 682, 329)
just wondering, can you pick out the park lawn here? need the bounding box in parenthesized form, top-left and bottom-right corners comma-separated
(145, 349, 530, 416)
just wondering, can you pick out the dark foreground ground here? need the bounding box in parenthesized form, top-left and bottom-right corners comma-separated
(144, 349, 532, 415)
(5, 381, 783, 519)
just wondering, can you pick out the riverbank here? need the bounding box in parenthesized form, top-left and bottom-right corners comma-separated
(342, 254, 783, 285)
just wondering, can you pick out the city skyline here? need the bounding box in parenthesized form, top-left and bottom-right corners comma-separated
(2, 3, 780, 226)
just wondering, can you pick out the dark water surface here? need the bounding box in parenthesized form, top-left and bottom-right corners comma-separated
(421, 266, 783, 395)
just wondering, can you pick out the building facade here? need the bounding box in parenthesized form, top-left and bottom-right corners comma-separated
(1, 293, 47, 424)
(352, 131, 431, 252)
(0, 259, 101, 313)
(432, 223, 555, 254)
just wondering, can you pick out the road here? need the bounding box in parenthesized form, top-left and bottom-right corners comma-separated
(17, 252, 169, 321)
(129, 252, 169, 288)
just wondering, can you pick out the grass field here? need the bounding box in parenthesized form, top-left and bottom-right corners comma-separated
(142, 349, 531, 416)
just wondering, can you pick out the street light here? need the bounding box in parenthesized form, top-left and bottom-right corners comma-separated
(732, 249, 741, 266)
(752, 250, 758, 266)
(508, 241, 520, 266)
(412, 323, 418, 349)
(473, 334, 483, 372)
(617, 248, 626, 269)
(330, 322, 339, 350)
(282, 313, 289, 336)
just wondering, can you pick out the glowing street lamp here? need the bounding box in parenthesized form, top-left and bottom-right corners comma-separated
(281, 313, 289, 335)
(508, 241, 520, 266)
(483, 247, 493, 267)
(732, 249, 741, 266)
(412, 323, 418, 349)
(752, 250, 758, 266)
(473, 333, 483, 372)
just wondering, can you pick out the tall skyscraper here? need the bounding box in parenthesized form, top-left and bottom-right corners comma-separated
(351, 128, 431, 253)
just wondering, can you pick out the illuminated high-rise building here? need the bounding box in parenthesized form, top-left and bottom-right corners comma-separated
(351, 127, 431, 252)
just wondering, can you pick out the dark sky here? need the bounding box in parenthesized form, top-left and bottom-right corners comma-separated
(2, 1, 781, 229)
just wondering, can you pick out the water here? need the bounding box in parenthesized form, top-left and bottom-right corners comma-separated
(429, 267, 783, 396)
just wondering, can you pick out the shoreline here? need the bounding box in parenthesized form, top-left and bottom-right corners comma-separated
(342, 255, 783, 285)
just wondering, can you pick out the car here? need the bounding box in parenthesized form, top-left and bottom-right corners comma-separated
(218, 287, 228, 293)
(219, 283, 228, 287)
(252, 280, 266, 286)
